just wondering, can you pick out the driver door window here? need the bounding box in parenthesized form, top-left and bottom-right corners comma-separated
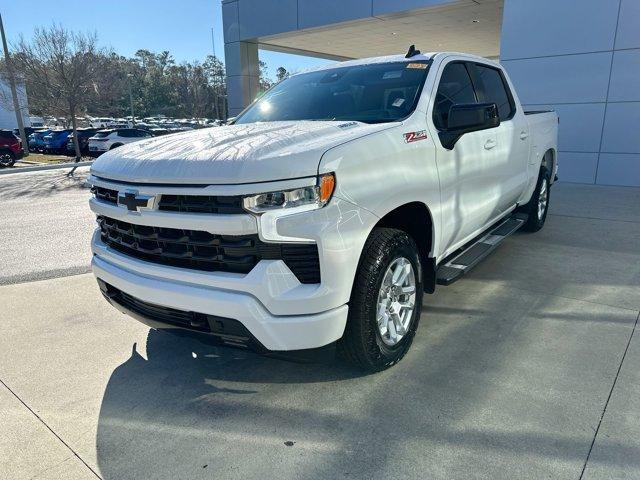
(432, 63, 477, 130)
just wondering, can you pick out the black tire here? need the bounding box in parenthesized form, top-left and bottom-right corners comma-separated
(110, 143, 123, 150)
(520, 166, 551, 232)
(0, 150, 15, 168)
(339, 227, 423, 371)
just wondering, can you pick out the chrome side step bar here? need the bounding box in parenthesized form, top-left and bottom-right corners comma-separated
(436, 214, 527, 286)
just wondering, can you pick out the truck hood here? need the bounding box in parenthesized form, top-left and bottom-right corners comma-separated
(90, 121, 397, 185)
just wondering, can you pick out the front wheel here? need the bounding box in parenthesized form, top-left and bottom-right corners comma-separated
(339, 228, 423, 371)
(520, 166, 551, 232)
(0, 151, 15, 168)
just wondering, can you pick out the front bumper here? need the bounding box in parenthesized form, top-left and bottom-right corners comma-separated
(92, 252, 347, 351)
(89, 176, 380, 351)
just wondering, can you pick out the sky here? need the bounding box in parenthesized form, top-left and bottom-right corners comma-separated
(1, 0, 332, 79)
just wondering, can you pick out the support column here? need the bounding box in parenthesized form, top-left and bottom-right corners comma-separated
(224, 41, 260, 117)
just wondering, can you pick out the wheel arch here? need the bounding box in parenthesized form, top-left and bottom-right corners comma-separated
(541, 148, 556, 182)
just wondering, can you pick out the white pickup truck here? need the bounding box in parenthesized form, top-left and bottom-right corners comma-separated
(88, 51, 558, 371)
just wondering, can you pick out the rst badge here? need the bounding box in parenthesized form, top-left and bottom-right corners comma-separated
(403, 130, 428, 143)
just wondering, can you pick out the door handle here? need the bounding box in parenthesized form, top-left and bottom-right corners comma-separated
(484, 139, 496, 150)
(520, 131, 529, 140)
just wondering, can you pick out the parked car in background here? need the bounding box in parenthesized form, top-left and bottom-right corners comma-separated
(148, 127, 170, 136)
(28, 129, 52, 152)
(89, 118, 115, 128)
(65, 128, 100, 156)
(13, 127, 40, 139)
(0, 130, 24, 167)
(29, 116, 45, 127)
(88, 128, 154, 156)
(43, 129, 72, 154)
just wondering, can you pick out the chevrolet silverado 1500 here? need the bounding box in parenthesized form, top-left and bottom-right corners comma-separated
(88, 51, 558, 371)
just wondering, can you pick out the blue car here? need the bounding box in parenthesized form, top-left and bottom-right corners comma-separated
(28, 129, 52, 152)
(43, 129, 72, 153)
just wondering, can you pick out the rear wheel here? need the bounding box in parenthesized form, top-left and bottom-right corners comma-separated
(520, 166, 550, 232)
(339, 227, 423, 371)
(110, 143, 123, 150)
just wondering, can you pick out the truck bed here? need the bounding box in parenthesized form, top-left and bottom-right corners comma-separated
(525, 110, 559, 183)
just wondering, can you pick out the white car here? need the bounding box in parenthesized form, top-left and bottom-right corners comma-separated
(88, 117, 115, 128)
(88, 128, 154, 156)
(88, 51, 558, 371)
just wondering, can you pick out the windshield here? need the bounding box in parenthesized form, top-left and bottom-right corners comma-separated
(235, 61, 430, 125)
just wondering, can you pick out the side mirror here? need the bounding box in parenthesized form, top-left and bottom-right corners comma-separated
(439, 102, 500, 149)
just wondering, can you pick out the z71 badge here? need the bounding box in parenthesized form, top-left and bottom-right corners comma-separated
(403, 130, 428, 143)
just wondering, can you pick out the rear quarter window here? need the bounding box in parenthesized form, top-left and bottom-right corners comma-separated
(474, 64, 516, 121)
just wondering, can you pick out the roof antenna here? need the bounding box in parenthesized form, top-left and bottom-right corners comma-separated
(405, 44, 421, 58)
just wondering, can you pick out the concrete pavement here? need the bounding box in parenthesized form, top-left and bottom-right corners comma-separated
(0, 167, 94, 285)
(0, 178, 639, 479)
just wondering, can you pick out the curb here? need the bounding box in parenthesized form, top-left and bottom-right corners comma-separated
(0, 161, 93, 175)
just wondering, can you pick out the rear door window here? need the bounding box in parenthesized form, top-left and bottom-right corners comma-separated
(473, 64, 516, 121)
(432, 62, 478, 130)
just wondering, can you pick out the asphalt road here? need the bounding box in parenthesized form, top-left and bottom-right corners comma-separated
(0, 167, 95, 285)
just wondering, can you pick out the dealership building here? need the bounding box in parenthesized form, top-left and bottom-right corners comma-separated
(0, 80, 30, 130)
(222, 0, 639, 186)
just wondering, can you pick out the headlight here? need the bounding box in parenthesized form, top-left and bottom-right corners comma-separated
(243, 173, 335, 214)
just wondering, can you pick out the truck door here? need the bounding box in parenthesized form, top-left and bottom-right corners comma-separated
(470, 63, 530, 214)
(430, 60, 499, 252)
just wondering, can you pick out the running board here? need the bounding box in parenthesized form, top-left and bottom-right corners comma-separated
(436, 214, 527, 286)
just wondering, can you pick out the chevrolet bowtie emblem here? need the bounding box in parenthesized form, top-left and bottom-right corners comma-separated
(117, 191, 154, 212)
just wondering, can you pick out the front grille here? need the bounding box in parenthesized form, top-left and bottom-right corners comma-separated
(97, 215, 321, 283)
(91, 186, 118, 204)
(158, 194, 244, 214)
(90, 186, 244, 214)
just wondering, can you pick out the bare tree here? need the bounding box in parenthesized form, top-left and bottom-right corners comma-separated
(13, 25, 102, 166)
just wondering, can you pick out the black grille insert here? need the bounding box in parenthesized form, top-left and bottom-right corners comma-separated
(158, 194, 245, 214)
(97, 215, 321, 283)
(91, 186, 118, 204)
(90, 187, 245, 215)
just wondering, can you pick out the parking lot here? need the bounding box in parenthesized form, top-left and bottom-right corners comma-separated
(1, 168, 639, 480)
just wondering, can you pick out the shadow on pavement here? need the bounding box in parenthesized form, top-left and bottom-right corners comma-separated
(0, 169, 89, 200)
(94, 288, 640, 480)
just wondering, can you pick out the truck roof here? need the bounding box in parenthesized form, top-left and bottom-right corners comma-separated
(297, 51, 497, 75)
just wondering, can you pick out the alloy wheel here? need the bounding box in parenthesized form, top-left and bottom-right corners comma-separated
(376, 257, 416, 346)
